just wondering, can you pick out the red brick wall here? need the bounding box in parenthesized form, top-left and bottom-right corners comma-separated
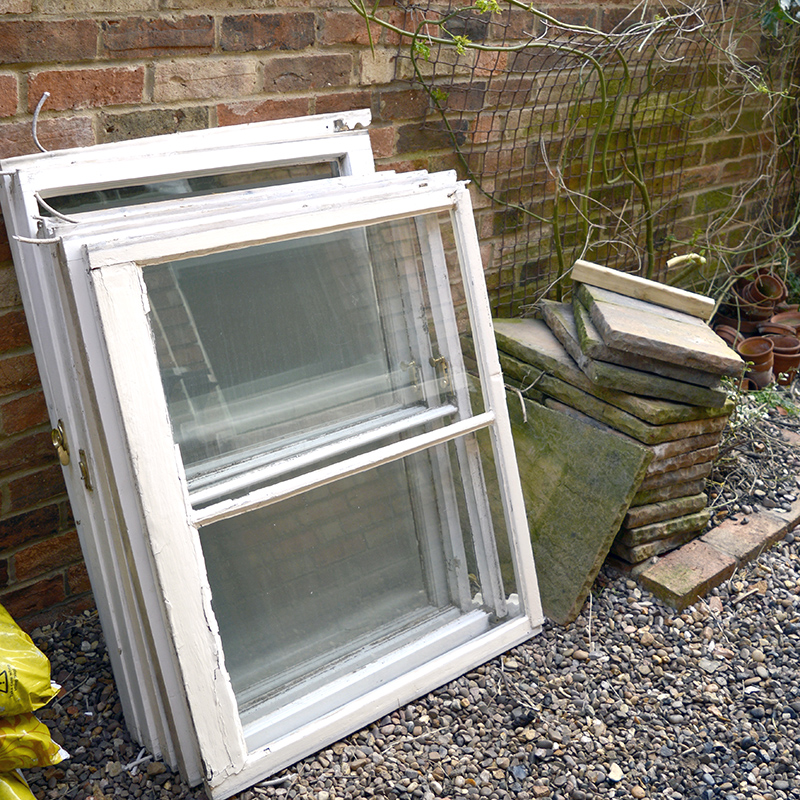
(0, 1, 772, 629)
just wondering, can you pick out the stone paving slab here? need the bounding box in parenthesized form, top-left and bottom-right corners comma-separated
(624, 493, 708, 528)
(494, 318, 731, 425)
(618, 509, 713, 547)
(631, 478, 709, 507)
(541, 300, 725, 397)
(577, 283, 744, 377)
(645, 444, 720, 477)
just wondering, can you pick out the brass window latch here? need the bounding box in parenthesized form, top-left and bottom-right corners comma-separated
(429, 355, 452, 396)
(51, 420, 93, 491)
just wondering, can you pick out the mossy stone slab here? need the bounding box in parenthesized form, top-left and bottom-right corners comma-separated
(506, 395, 652, 624)
(612, 520, 710, 563)
(577, 283, 745, 378)
(632, 479, 708, 507)
(494, 318, 731, 425)
(497, 352, 732, 444)
(645, 445, 720, 477)
(543, 300, 725, 395)
(624, 493, 708, 528)
(638, 460, 714, 490)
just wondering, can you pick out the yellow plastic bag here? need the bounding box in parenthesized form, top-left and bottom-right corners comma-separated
(0, 604, 58, 716)
(0, 770, 36, 800)
(0, 713, 67, 772)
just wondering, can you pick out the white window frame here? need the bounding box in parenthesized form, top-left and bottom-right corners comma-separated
(1, 115, 543, 800)
(0, 111, 375, 784)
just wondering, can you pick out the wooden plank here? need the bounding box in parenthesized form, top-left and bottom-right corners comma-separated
(572, 259, 716, 320)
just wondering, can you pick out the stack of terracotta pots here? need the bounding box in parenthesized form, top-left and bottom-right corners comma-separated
(712, 269, 800, 388)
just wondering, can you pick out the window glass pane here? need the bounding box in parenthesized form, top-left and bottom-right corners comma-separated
(45, 161, 340, 215)
(199, 443, 500, 725)
(142, 218, 457, 494)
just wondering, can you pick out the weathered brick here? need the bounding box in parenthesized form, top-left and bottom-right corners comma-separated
(221, 13, 314, 52)
(0, 75, 17, 117)
(0, 353, 41, 397)
(217, 97, 310, 126)
(0, 1, 33, 13)
(0, 505, 59, 551)
(395, 120, 468, 154)
(0, 431, 55, 477)
(1, 391, 48, 435)
(99, 106, 208, 143)
(28, 67, 144, 112)
(0, 266, 20, 309)
(154, 58, 260, 102)
(359, 49, 397, 85)
(0, 228, 10, 266)
(263, 54, 352, 92)
(14, 530, 82, 582)
(368, 126, 394, 159)
(8, 464, 67, 513)
(39, 0, 152, 12)
(704, 136, 743, 162)
(67, 561, 91, 596)
(0, 576, 65, 621)
(0, 20, 98, 65)
(101, 16, 214, 58)
(315, 90, 371, 115)
(162, 0, 274, 7)
(0, 309, 31, 351)
(0, 559, 7, 587)
(378, 88, 430, 122)
(0, 116, 94, 158)
(319, 10, 376, 46)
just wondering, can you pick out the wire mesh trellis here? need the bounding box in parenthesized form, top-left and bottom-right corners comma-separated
(392, 0, 722, 317)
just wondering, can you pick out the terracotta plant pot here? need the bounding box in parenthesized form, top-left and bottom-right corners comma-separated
(713, 309, 760, 334)
(773, 352, 800, 385)
(758, 322, 796, 337)
(765, 334, 800, 354)
(736, 336, 774, 369)
(770, 310, 800, 334)
(714, 325, 745, 348)
(746, 273, 787, 304)
(745, 365, 773, 389)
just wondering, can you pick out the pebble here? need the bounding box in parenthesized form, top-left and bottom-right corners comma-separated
(22, 470, 800, 800)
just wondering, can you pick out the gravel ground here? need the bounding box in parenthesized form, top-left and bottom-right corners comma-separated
(24, 393, 800, 800)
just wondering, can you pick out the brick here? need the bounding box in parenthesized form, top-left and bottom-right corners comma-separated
(221, 13, 314, 52)
(217, 97, 310, 126)
(0, 431, 56, 477)
(378, 88, 430, 122)
(0, 230, 11, 267)
(162, 0, 274, 7)
(0, 20, 98, 65)
(0, 353, 41, 397)
(101, 16, 214, 58)
(14, 530, 82, 581)
(39, 0, 152, 11)
(67, 561, 90, 596)
(1, 391, 48, 435)
(0, 116, 94, 158)
(0, 309, 31, 351)
(639, 540, 737, 611)
(8, 464, 67, 513)
(0, 1, 32, 12)
(319, 10, 376, 46)
(0, 576, 65, 621)
(315, 91, 371, 115)
(701, 504, 795, 565)
(359, 48, 397, 85)
(263, 54, 352, 92)
(99, 106, 208, 143)
(0, 75, 17, 117)
(0, 505, 59, 551)
(396, 120, 468, 154)
(28, 67, 144, 113)
(154, 58, 260, 102)
(365, 126, 393, 159)
(0, 559, 6, 587)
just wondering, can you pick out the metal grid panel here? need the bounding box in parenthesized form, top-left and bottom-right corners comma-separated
(393, 1, 720, 315)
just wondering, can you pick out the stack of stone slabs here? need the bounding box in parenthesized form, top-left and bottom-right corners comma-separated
(494, 285, 743, 567)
